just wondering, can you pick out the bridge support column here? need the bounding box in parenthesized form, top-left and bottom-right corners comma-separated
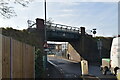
(36, 18, 45, 30)
(36, 18, 48, 77)
(80, 27, 85, 60)
(80, 27, 85, 35)
(36, 18, 45, 52)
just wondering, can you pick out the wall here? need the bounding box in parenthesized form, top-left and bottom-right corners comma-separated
(70, 35, 113, 63)
(67, 43, 81, 62)
(99, 37, 113, 58)
(0, 34, 35, 79)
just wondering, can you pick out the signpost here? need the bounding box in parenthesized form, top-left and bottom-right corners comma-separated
(43, 41, 48, 74)
(97, 39, 102, 63)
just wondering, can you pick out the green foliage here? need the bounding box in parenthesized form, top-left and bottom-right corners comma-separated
(35, 49, 44, 78)
(96, 36, 113, 39)
(2, 27, 39, 47)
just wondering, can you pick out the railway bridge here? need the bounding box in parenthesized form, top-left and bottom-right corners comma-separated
(35, 18, 99, 63)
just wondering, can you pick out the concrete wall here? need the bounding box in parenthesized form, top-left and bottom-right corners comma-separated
(99, 37, 113, 58)
(70, 35, 113, 63)
(69, 35, 100, 63)
(67, 43, 81, 62)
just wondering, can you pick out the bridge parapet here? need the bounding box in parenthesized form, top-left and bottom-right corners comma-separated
(46, 22, 80, 33)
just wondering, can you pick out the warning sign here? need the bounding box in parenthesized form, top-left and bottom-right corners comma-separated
(44, 42, 48, 48)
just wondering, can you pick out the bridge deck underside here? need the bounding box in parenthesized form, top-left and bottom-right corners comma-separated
(47, 29, 81, 42)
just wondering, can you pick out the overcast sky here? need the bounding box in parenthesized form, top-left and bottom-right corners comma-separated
(0, 0, 119, 37)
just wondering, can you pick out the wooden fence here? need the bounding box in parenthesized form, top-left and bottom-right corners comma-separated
(0, 34, 35, 79)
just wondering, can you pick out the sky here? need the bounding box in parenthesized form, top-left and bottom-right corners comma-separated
(0, 0, 119, 37)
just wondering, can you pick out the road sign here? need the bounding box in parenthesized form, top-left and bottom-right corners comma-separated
(44, 42, 48, 48)
(44, 49, 49, 52)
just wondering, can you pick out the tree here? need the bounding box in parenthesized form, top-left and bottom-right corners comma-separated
(0, 0, 33, 18)
(46, 17, 54, 23)
(46, 17, 54, 27)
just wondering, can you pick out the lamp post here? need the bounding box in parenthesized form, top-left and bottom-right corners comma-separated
(44, 0, 47, 42)
(43, 0, 48, 76)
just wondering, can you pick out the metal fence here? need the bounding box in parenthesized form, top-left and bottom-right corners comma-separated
(46, 22, 80, 33)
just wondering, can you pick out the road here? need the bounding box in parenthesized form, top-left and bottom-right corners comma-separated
(47, 55, 117, 80)
(46, 61, 64, 78)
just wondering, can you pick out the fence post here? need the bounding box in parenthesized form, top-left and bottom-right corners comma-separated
(0, 34, 2, 80)
(10, 37, 12, 79)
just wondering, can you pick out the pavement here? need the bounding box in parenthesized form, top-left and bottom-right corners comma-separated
(47, 55, 117, 80)
(46, 61, 64, 78)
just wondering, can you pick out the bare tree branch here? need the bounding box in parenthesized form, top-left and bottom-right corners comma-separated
(0, 0, 33, 18)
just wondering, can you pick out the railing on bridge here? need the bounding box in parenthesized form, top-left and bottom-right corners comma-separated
(28, 19, 88, 35)
(46, 22, 81, 33)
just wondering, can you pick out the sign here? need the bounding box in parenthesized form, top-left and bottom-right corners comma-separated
(44, 49, 49, 52)
(44, 42, 49, 52)
(44, 42, 48, 48)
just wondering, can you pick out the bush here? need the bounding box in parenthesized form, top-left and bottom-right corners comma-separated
(35, 49, 44, 78)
